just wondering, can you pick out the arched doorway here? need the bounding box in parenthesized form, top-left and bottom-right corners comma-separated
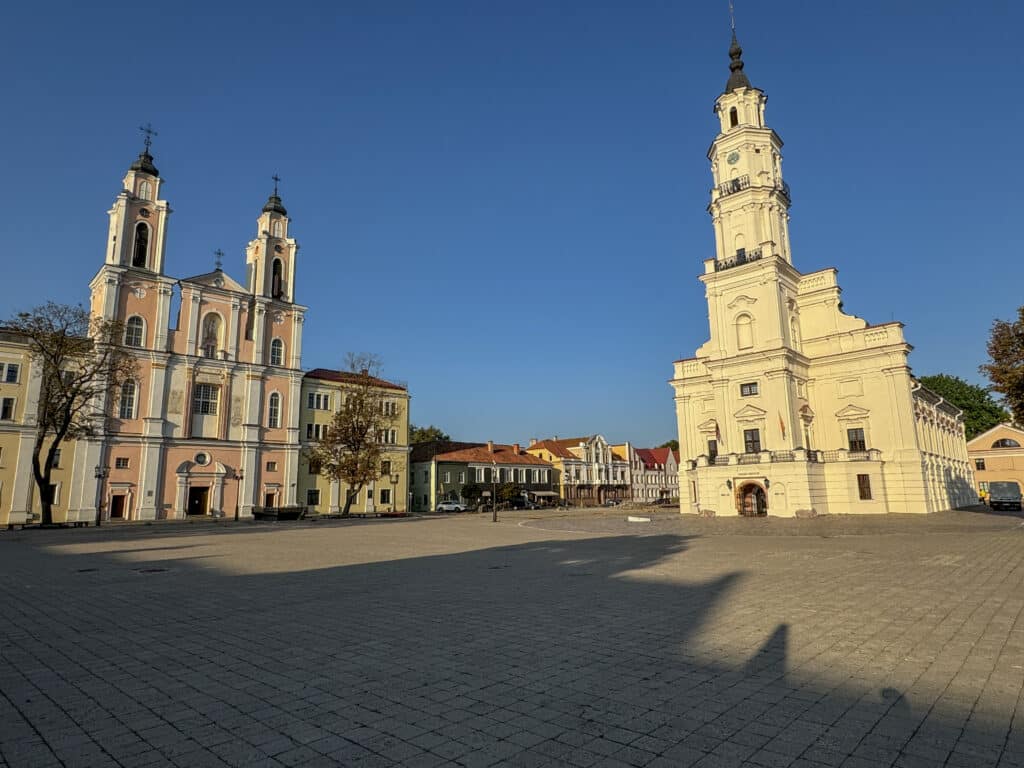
(738, 483, 768, 516)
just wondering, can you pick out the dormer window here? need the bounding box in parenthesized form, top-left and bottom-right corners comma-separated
(132, 222, 149, 268)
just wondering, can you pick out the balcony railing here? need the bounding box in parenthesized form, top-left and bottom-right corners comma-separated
(715, 247, 763, 272)
(686, 447, 881, 469)
(718, 175, 750, 197)
(779, 180, 791, 200)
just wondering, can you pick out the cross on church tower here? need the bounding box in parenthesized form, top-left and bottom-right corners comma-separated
(271, 174, 281, 196)
(214, 249, 224, 271)
(139, 123, 158, 151)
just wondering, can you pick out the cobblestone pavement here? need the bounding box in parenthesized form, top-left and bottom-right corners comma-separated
(2, 509, 1024, 767)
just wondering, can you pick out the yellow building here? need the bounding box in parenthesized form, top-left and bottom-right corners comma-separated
(967, 424, 1024, 502)
(670, 33, 974, 517)
(0, 331, 81, 527)
(297, 368, 410, 515)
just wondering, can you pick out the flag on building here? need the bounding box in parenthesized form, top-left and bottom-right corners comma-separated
(778, 412, 786, 439)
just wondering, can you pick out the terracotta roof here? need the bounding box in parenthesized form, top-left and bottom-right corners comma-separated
(436, 444, 552, 465)
(528, 437, 589, 459)
(649, 447, 673, 465)
(635, 448, 659, 469)
(304, 368, 406, 391)
(410, 440, 483, 463)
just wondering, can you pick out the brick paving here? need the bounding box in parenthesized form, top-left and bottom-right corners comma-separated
(1, 509, 1024, 767)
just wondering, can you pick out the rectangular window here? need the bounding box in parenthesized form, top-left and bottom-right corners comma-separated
(367, 488, 374, 502)
(975, 458, 986, 471)
(847, 428, 866, 452)
(115, 457, 130, 469)
(443, 471, 450, 483)
(47, 484, 59, 505)
(4, 364, 19, 383)
(192, 384, 219, 415)
(52, 449, 61, 469)
(380, 489, 391, 505)
(382, 460, 391, 476)
(422, 470, 429, 483)
(1, 397, 14, 420)
(306, 489, 321, 506)
(459, 471, 466, 483)
(708, 439, 718, 460)
(743, 428, 761, 453)
(309, 459, 321, 475)
(306, 423, 313, 440)
(740, 382, 759, 397)
(266, 461, 278, 472)
(307, 392, 315, 409)
(857, 474, 872, 500)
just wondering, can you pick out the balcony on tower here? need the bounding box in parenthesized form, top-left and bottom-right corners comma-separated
(717, 174, 750, 198)
(713, 246, 763, 272)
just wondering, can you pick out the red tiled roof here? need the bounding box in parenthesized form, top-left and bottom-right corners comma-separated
(528, 437, 589, 459)
(649, 447, 672, 465)
(436, 444, 552, 465)
(635, 448, 659, 469)
(304, 367, 406, 391)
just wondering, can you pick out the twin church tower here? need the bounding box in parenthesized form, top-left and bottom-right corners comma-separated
(671, 33, 974, 516)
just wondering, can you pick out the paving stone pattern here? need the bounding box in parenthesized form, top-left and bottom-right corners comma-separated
(1, 510, 1024, 767)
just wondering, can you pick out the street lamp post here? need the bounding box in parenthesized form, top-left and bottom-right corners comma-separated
(234, 468, 244, 521)
(390, 472, 399, 512)
(93, 466, 108, 527)
(491, 461, 498, 523)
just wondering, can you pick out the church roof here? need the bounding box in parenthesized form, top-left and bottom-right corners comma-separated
(129, 150, 159, 177)
(724, 32, 753, 93)
(263, 194, 287, 216)
(180, 270, 247, 292)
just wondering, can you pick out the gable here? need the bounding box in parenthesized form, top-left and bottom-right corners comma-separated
(181, 270, 248, 293)
(835, 404, 871, 420)
(967, 422, 1024, 451)
(733, 404, 767, 422)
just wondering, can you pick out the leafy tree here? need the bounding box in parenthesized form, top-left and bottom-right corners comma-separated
(410, 424, 450, 444)
(918, 374, 1009, 439)
(981, 307, 1024, 427)
(306, 353, 401, 517)
(658, 439, 679, 451)
(7, 303, 135, 527)
(461, 483, 483, 506)
(497, 483, 521, 504)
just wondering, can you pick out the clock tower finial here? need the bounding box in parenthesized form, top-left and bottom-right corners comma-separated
(725, 31, 752, 93)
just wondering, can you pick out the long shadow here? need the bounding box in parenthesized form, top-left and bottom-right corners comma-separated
(0, 529, 1014, 767)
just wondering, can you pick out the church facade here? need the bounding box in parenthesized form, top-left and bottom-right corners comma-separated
(670, 35, 975, 517)
(1, 145, 410, 526)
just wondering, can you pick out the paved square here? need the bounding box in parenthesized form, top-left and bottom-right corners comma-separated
(2, 510, 1024, 767)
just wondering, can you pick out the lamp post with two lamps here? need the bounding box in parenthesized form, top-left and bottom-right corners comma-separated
(93, 465, 109, 527)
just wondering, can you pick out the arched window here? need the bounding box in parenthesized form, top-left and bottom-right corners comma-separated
(270, 338, 284, 366)
(992, 438, 1021, 449)
(132, 222, 149, 268)
(118, 380, 137, 419)
(201, 314, 221, 359)
(138, 180, 152, 201)
(272, 220, 283, 238)
(271, 259, 284, 298)
(729, 107, 739, 128)
(736, 314, 754, 350)
(268, 392, 281, 428)
(124, 316, 144, 347)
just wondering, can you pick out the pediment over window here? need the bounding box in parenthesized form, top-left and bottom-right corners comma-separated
(835, 404, 870, 420)
(726, 294, 758, 309)
(799, 404, 815, 422)
(733, 404, 767, 421)
(697, 419, 719, 434)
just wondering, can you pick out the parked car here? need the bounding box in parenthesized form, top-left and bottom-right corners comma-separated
(988, 481, 1022, 511)
(511, 498, 539, 510)
(602, 499, 621, 507)
(436, 501, 468, 513)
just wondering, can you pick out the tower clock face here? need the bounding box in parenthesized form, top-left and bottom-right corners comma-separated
(726, 151, 740, 165)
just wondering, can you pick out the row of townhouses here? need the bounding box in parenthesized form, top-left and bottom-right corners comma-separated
(410, 435, 680, 512)
(0, 149, 411, 527)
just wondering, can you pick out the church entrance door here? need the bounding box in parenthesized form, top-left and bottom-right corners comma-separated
(187, 487, 209, 516)
(739, 484, 767, 517)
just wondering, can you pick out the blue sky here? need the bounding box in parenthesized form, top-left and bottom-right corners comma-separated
(2, 1, 1021, 446)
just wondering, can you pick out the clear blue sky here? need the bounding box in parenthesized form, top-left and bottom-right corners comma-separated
(2, 2, 1021, 446)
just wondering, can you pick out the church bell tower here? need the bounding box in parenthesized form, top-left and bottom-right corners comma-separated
(245, 177, 299, 303)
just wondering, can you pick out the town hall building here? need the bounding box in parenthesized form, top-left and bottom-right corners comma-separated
(670, 33, 975, 516)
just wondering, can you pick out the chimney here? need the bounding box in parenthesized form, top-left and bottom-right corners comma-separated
(529, 438, 537, 447)
(487, 440, 494, 453)
(513, 443, 520, 455)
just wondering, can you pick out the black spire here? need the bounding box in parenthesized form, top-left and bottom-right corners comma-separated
(724, 31, 752, 93)
(130, 123, 160, 176)
(262, 173, 287, 215)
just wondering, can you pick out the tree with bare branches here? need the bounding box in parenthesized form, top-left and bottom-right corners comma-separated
(305, 353, 401, 517)
(6, 303, 135, 526)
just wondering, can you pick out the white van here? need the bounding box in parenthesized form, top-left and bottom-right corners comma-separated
(988, 481, 1023, 511)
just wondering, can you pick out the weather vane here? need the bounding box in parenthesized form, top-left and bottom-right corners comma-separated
(214, 249, 224, 271)
(272, 173, 281, 196)
(139, 122, 158, 151)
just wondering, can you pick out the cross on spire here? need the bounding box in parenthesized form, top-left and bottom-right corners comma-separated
(271, 173, 281, 196)
(139, 123, 158, 152)
(728, 0, 736, 31)
(214, 249, 224, 271)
